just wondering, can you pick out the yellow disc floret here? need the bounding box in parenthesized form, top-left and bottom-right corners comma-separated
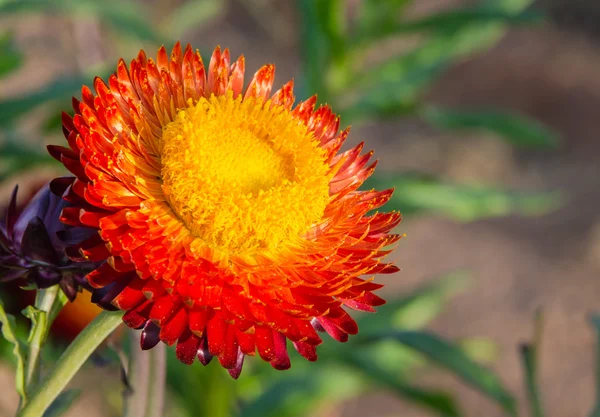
(160, 92, 331, 256)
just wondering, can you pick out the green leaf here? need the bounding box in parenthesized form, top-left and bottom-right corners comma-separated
(589, 315, 600, 417)
(297, 0, 346, 99)
(366, 173, 561, 222)
(0, 0, 164, 43)
(0, 69, 108, 127)
(356, 0, 412, 38)
(521, 310, 544, 417)
(420, 106, 559, 149)
(42, 389, 81, 417)
(160, 0, 225, 38)
(168, 355, 238, 417)
(401, 7, 540, 33)
(341, 59, 445, 122)
(357, 271, 470, 336)
(459, 338, 499, 364)
(346, 0, 538, 113)
(0, 31, 22, 77)
(355, 2, 540, 43)
(0, 297, 27, 402)
(343, 3, 540, 122)
(0, 76, 83, 126)
(239, 366, 363, 417)
(346, 353, 462, 417)
(0, 133, 57, 181)
(362, 331, 517, 417)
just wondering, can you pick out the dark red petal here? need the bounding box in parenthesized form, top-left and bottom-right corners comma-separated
(59, 275, 78, 302)
(227, 349, 245, 380)
(159, 307, 187, 346)
(218, 326, 239, 369)
(140, 320, 161, 349)
(149, 295, 180, 325)
(92, 273, 134, 307)
(123, 299, 153, 329)
(112, 277, 146, 310)
(293, 341, 318, 362)
(343, 299, 376, 313)
(270, 333, 291, 370)
(355, 292, 386, 307)
(206, 314, 227, 356)
(176, 330, 200, 365)
(49, 176, 75, 196)
(188, 308, 211, 337)
(236, 330, 256, 356)
(327, 310, 359, 335)
(87, 262, 122, 288)
(197, 334, 213, 366)
(316, 317, 348, 343)
(255, 327, 276, 361)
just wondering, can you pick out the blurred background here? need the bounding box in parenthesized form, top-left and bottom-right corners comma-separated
(1, 0, 600, 416)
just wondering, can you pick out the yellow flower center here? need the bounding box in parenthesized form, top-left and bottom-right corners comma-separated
(160, 93, 331, 256)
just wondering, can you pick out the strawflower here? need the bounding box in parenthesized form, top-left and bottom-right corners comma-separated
(48, 42, 402, 378)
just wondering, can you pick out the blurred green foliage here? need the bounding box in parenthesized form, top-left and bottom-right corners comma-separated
(0, 0, 569, 416)
(365, 173, 561, 222)
(167, 271, 520, 417)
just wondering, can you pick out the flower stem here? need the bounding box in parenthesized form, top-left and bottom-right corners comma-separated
(16, 310, 124, 417)
(24, 286, 63, 389)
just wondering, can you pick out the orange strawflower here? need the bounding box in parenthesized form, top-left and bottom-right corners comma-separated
(48, 43, 401, 378)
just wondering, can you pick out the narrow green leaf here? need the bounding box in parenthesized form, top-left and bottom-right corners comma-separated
(520, 310, 544, 417)
(420, 106, 559, 149)
(42, 389, 81, 417)
(347, 353, 462, 417)
(239, 366, 363, 417)
(0, 70, 108, 127)
(160, 0, 225, 38)
(346, 0, 538, 113)
(0, 76, 83, 126)
(0, 0, 164, 43)
(357, 271, 470, 335)
(363, 331, 517, 417)
(0, 297, 27, 402)
(297, 0, 346, 100)
(0, 133, 57, 181)
(365, 173, 561, 222)
(589, 315, 600, 417)
(356, 0, 412, 39)
(400, 7, 540, 33)
(167, 355, 237, 417)
(459, 338, 499, 364)
(355, 3, 540, 43)
(341, 59, 445, 122)
(353, 0, 536, 46)
(0, 31, 22, 77)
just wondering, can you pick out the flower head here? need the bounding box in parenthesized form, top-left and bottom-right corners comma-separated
(0, 181, 97, 300)
(49, 43, 401, 378)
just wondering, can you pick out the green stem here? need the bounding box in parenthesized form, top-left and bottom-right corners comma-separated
(24, 286, 61, 389)
(16, 310, 124, 417)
